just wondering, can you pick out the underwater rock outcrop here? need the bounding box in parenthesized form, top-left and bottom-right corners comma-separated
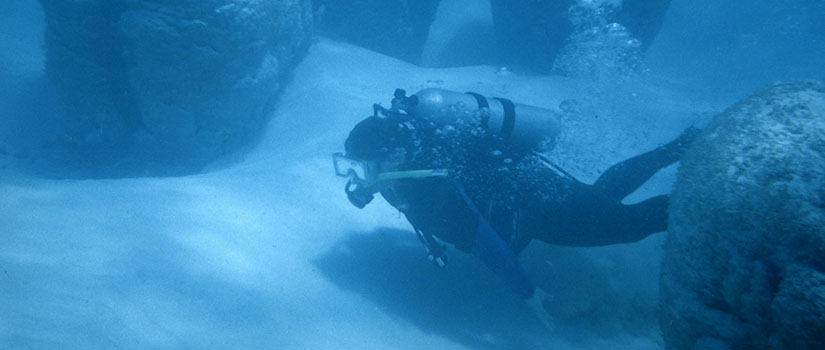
(312, 0, 440, 64)
(39, 0, 312, 176)
(661, 81, 825, 349)
(490, 0, 671, 73)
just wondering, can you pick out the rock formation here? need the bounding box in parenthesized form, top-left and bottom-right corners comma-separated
(490, 0, 671, 73)
(662, 80, 825, 349)
(312, 0, 440, 64)
(39, 0, 313, 176)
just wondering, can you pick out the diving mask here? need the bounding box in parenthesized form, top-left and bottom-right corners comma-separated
(333, 152, 450, 208)
(333, 152, 379, 184)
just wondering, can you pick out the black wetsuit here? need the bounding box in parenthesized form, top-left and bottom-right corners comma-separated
(516, 139, 684, 247)
(380, 176, 536, 298)
(377, 128, 695, 298)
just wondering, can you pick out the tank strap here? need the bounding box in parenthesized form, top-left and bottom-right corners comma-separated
(493, 97, 516, 139)
(465, 92, 490, 129)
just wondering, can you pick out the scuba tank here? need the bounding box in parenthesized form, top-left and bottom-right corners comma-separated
(343, 87, 563, 208)
(393, 88, 562, 150)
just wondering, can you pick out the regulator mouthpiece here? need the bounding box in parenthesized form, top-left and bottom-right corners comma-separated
(345, 179, 375, 209)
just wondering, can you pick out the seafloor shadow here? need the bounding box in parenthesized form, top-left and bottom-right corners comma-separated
(313, 228, 550, 350)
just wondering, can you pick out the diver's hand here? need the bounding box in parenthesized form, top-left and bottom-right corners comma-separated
(428, 253, 447, 268)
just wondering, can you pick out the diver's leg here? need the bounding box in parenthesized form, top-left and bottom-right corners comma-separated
(524, 188, 669, 247)
(610, 195, 670, 243)
(515, 150, 672, 247)
(593, 127, 700, 201)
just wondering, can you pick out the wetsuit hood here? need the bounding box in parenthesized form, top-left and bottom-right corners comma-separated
(344, 116, 411, 162)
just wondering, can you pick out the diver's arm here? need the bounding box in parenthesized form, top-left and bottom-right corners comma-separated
(471, 216, 536, 299)
(407, 198, 534, 295)
(448, 180, 535, 298)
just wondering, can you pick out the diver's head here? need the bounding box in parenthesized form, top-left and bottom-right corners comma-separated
(345, 116, 410, 164)
(340, 116, 410, 209)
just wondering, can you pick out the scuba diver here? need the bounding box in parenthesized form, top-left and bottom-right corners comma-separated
(334, 88, 699, 300)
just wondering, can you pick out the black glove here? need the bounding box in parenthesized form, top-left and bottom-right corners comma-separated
(428, 253, 447, 268)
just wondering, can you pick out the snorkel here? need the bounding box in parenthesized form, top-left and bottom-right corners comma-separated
(333, 152, 449, 208)
(376, 168, 450, 181)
